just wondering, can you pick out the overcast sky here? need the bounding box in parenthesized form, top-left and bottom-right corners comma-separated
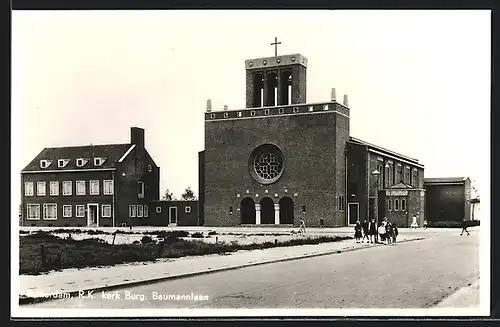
(12, 10, 490, 201)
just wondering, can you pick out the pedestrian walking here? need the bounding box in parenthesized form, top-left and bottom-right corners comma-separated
(460, 218, 470, 236)
(362, 220, 369, 243)
(410, 215, 419, 229)
(354, 221, 362, 243)
(319, 217, 324, 229)
(368, 218, 377, 243)
(392, 224, 399, 244)
(423, 219, 428, 229)
(378, 221, 387, 244)
(385, 221, 393, 245)
(299, 218, 306, 235)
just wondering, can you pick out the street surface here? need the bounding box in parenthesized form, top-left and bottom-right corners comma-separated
(23, 231, 479, 309)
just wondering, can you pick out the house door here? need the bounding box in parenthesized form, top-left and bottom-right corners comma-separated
(87, 204, 99, 227)
(169, 207, 178, 226)
(348, 203, 360, 225)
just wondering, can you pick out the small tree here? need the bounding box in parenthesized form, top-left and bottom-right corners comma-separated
(162, 189, 174, 201)
(471, 180, 480, 200)
(181, 187, 196, 200)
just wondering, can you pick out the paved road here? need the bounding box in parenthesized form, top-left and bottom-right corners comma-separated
(24, 232, 479, 309)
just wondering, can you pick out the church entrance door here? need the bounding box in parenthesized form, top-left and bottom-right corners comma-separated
(348, 203, 359, 225)
(260, 197, 275, 224)
(279, 197, 294, 224)
(240, 197, 256, 224)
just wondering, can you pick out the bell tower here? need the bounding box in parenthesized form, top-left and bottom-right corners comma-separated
(245, 39, 307, 108)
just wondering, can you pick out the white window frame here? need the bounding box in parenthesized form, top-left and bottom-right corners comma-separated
(250, 110, 256, 117)
(102, 205, 112, 218)
(293, 107, 299, 113)
(26, 204, 40, 220)
(129, 205, 136, 217)
(40, 160, 51, 168)
(76, 205, 85, 217)
(156, 206, 161, 213)
(278, 108, 284, 114)
(94, 157, 105, 166)
(24, 182, 34, 196)
(338, 196, 345, 211)
(37, 181, 46, 196)
(90, 180, 99, 195)
(103, 180, 113, 195)
(185, 206, 191, 213)
(144, 205, 148, 217)
(58, 159, 69, 168)
(388, 198, 393, 211)
(138, 181, 144, 198)
(264, 109, 270, 115)
(43, 203, 57, 220)
(401, 198, 407, 212)
(63, 205, 72, 218)
(62, 181, 72, 196)
(76, 158, 86, 167)
(76, 181, 86, 195)
(394, 199, 400, 211)
(49, 181, 59, 196)
(137, 205, 143, 217)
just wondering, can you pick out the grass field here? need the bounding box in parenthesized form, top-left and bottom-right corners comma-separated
(20, 231, 351, 275)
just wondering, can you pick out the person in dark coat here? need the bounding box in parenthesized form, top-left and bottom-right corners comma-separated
(319, 217, 324, 229)
(368, 218, 377, 243)
(385, 222, 393, 245)
(392, 224, 399, 244)
(460, 219, 470, 236)
(362, 220, 369, 243)
(354, 221, 362, 243)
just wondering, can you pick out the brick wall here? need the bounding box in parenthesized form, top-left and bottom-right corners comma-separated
(424, 184, 466, 222)
(147, 200, 199, 226)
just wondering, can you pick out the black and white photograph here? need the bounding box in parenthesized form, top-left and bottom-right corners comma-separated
(11, 9, 490, 318)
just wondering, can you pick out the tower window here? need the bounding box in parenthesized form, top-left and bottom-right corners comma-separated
(224, 112, 228, 118)
(264, 109, 270, 115)
(308, 106, 313, 112)
(237, 112, 242, 117)
(293, 107, 299, 113)
(302, 206, 306, 214)
(278, 108, 284, 114)
(250, 110, 256, 117)
(323, 104, 329, 111)
(210, 113, 215, 119)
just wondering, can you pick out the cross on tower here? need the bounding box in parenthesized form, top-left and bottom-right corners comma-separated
(271, 37, 281, 57)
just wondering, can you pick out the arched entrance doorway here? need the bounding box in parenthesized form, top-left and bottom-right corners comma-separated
(260, 197, 275, 224)
(240, 197, 256, 224)
(279, 197, 294, 224)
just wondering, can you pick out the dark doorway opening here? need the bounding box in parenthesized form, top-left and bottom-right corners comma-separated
(279, 197, 294, 224)
(240, 197, 256, 224)
(260, 197, 275, 224)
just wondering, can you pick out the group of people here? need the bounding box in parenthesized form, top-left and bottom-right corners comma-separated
(354, 218, 399, 245)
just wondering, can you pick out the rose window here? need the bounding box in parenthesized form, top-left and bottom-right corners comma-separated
(249, 144, 285, 184)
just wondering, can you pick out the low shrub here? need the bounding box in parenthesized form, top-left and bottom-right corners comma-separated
(141, 236, 154, 244)
(151, 230, 190, 238)
(191, 232, 204, 238)
(208, 231, 217, 236)
(427, 220, 480, 228)
(19, 230, 30, 235)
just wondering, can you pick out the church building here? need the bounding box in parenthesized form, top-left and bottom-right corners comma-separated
(199, 45, 426, 227)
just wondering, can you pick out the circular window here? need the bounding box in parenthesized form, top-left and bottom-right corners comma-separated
(263, 60, 267, 65)
(249, 144, 285, 184)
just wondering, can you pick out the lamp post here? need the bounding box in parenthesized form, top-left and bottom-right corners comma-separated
(372, 169, 381, 237)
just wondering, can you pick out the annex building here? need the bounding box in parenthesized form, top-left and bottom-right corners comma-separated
(199, 49, 426, 228)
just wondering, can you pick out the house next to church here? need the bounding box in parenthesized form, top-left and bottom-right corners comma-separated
(20, 127, 160, 227)
(198, 48, 426, 228)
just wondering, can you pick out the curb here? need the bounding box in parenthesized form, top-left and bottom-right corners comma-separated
(433, 279, 480, 308)
(19, 236, 425, 305)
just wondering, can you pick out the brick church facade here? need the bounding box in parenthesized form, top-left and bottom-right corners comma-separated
(199, 51, 426, 227)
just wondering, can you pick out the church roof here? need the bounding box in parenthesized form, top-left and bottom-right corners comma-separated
(424, 177, 468, 184)
(348, 136, 421, 166)
(21, 143, 133, 172)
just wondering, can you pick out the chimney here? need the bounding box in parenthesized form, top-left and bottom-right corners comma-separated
(206, 99, 212, 112)
(331, 88, 336, 102)
(130, 127, 145, 149)
(223, 105, 228, 110)
(343, 94, 349, 107)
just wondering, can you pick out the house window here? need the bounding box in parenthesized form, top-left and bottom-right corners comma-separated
(102, 205, 112, 218)
(137, 205, 144, 217)
(62, 181, 72, 195)
(58, 159, 69, 168)
(302, 206, 306, 214)
(250, 110, 256, 117)
(185, 206, 191, 213)
(338, 196, 345, 211)
(144, 205, 148, 217)
(90, 180, 99, 195)
(103, 180, 113, 195)
(278, 108, 284, 114)
(43, 203, 57, 220)
(40, 160, 51, 168)
(63, 205, 72, 218)
(37, 182, 46, 196)
(148, 165, 152, 172)
(156, 206, 161, 213)
(76, 158, 86, 167)
(388, 199, 393, 211)
(76, 181, 86, 195)
(49, 181, 59, 196)
(76, 205, 85, 217)
(26, 204, 40, 220)
(401, 198, 407, 211)
(129, 205, 136, 217)
(24, 182, 34, 196)
(138, 181, 144, 198)
(394, 199, 399, 211)
(94, 158, 104, 166)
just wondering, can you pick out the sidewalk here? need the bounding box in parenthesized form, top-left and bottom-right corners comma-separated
(19, 234, 424, 304)
(434, 279, 480, 308)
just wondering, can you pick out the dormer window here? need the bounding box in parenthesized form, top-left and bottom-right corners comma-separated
(94, 157, 106, 166)
(76, 158, 88, 167)
(58, 159, 70, 168)
(40, 160, 52, 168)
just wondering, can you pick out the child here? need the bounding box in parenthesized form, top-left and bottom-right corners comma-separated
(423, 219, 428, 229)
(378, 222, 387, 244)
(354, 221, 362, 243)
(385, 222, 393, 245)
(392, 224, 398, 244)
(299, 218, 306, 235)
(362, 220, 369, 243)
(319, 217, 324, 229)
